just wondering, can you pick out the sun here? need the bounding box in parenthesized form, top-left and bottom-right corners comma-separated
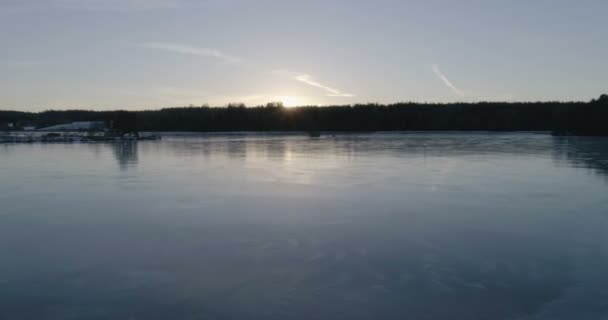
(275, 95, 306, 108)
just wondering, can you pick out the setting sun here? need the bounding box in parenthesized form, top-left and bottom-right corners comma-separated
(275, 95, 307, 108)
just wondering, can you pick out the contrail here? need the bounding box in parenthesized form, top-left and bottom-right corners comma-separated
(140, 42, 242, 64)
(294, 74, 354, 97)
(432, 64, 464, 97)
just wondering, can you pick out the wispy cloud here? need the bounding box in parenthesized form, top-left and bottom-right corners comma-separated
(139, 42, 241, 64)
(432, 64, 464, 98)
(294, 74, 354, 97)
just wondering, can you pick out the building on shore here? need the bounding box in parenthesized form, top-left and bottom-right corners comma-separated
(37, 121, 106, 131)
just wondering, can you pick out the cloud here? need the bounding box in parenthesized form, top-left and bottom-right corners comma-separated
(139, 42, 241, 64)
(294, 74, 354, 98)
(432, 64, 465, 98)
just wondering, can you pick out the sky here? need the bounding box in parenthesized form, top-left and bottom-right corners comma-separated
(1, 0, 607, 111)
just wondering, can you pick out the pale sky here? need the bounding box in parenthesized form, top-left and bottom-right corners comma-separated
(1, 0, 607, 111)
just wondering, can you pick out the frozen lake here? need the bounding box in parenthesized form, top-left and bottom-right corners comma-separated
(1, 133, 607, 319)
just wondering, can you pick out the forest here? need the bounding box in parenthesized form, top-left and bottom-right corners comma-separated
(1, 95, 607, 135)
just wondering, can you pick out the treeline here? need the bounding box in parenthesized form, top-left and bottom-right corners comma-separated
(2, 95, 607, 135)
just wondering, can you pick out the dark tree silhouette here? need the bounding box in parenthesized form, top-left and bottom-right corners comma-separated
(1, 95, 607, 135)
(109, 111, 139, 137)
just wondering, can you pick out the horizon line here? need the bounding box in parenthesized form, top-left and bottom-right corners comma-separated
(0, 97, 602, 113)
